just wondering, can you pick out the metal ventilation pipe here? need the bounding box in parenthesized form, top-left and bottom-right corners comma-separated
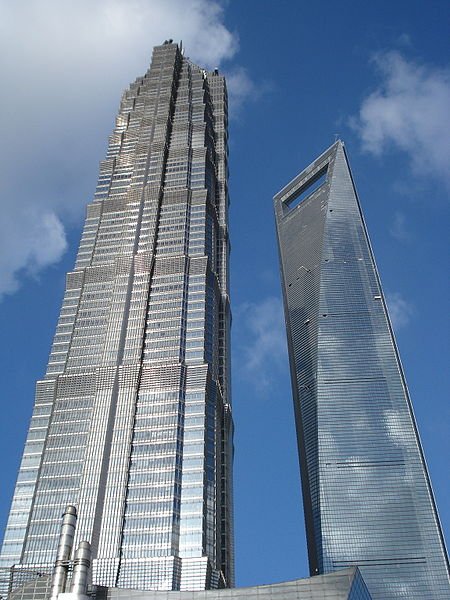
(70, 541, 91, 596)
(49, 505, 77, 600)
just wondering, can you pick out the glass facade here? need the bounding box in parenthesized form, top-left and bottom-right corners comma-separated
(100, 567, 372, 599)
(7, 567, 372, 600)
(0, 41, 233, 593)
(274, 141, 450, 599)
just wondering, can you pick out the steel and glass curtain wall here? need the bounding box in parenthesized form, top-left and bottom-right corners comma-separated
(274, 141, 449, 599)
(0, 41, 233, 593)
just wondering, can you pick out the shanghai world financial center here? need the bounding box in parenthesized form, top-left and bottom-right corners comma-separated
(0, 41, 449, 600)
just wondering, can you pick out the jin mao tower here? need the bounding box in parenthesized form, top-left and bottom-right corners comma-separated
(0, 41, 233, 593)
(274, 141, 449, 599)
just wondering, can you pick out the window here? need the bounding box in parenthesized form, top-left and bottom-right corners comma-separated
(285, 165, 328, 211)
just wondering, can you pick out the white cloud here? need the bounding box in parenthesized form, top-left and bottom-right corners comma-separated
(226, 66, 272, 116)
(396, 33, 412, 48)
(226, 67, 258, 115)
(0, 0, 245, 299)
(236, 297, 288, 391)
(0, 209, 67, 297)
(389, 210, 410, 241)
(386, 291, 414, 330)
(352, 51, 450, 186)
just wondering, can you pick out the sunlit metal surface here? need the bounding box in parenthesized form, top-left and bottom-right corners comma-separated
(0, 41, 233, 593)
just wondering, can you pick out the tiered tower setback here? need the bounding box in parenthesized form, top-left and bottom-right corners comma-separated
(0, 41, 233, 593)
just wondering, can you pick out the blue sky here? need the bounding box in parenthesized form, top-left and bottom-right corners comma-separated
(0, 0, 448, 588)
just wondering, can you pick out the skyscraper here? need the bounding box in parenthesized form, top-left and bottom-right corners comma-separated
(0, 41, 233, 593)
(274, 141, 449, 599)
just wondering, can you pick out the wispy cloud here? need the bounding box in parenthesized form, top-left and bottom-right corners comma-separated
(389, 211, 410, 242)
(225, 66, 265, 116)
(0, 210, 67, 297)
(351, 51, 450, 187)
(235, 297, 288, 391)
(386, 291, 414, 330)
(0, 0, 246, 300)
(396, 33, 412, 48)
